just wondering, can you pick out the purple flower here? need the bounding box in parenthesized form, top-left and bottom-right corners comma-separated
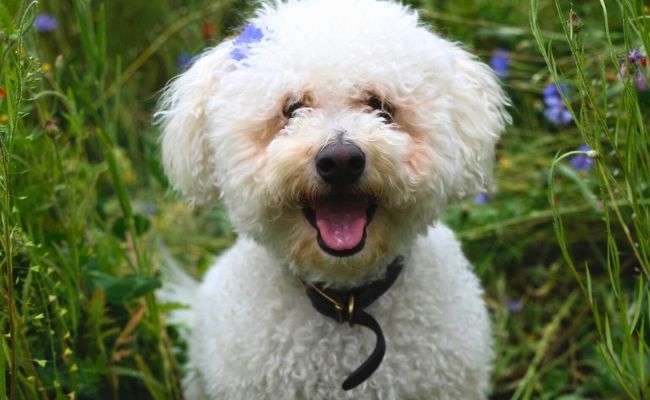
(543, 83, 572, 126)
(177, 52, 194, 71)
(620, 49, 648, 90)
(474, 192, 491, 205)
(626, 49, 646, 64)
(34, 13, 58, 33)
(544, 105, 573, 126)
(489, 49, 509, 77)
(507, 300, 523, 314)
(569, 144, 595, 172)
(634, 70, 648, 90)
(543, 83, 567, 106)
(230, 24, 264, 61)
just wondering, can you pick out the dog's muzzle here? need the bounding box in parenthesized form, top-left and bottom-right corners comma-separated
(303, 141, 376, 257)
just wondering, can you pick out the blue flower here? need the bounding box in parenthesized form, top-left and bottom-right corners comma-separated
(634, 70, 648, 90)
(474, 192, 491, 205)
(542, 83, 567, 105)
(34, 13, 58, 33)
(569, 144, 595, 172)
(177, 51, 194, 71)
(489, 49, 509, 77)
(626, 48, 646, 64)
(620, 49, 648, 91)
(507, 300, 523, 314)
(230, 24, 264, 61)
(544, 105, 573, 126)
(543, 83, 572, 126)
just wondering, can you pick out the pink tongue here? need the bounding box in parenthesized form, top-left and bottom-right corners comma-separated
(315, 196, 368, 251)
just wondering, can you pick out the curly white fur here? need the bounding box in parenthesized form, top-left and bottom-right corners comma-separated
(156, 0, 509, 398)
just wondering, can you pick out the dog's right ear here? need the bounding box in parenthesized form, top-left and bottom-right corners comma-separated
(155, 42, 236, 204)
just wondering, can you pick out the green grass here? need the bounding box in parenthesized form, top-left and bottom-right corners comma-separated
(1, 0, 648, 399)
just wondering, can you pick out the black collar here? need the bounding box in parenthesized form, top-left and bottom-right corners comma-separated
(304, 256, 404, 391)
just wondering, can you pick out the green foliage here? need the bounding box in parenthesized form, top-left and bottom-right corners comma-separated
(0, 0, 648, 399)
(530, 0, 649, 398)
(1, 0, 242, 399)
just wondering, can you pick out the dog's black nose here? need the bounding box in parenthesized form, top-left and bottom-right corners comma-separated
(316, 142, 365, 185)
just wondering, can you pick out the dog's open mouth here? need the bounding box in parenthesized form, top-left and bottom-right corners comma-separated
(303, 194, 377, 257)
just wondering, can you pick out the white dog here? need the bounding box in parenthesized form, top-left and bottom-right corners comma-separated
(156, 0, 509, 398)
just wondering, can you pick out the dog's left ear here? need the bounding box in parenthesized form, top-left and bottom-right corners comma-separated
(155, 42, 236, 204)
(444, 47, 511, 200)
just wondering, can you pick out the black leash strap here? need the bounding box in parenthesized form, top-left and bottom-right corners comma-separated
(304, 256, 404, 390)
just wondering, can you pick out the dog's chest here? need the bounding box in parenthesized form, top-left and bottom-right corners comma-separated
(188, 235, 490, 399)
(191, 270, 451, 399)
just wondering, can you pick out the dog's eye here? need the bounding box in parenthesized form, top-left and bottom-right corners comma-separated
(367, 96, 394, 123)
(283, 100, 305, 119)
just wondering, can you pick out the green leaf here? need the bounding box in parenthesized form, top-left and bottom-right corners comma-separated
(0, 2, 16, 34)
(103, 274, 161, 305)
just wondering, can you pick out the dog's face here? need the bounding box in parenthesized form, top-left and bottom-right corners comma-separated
(157, 0, 509, 286)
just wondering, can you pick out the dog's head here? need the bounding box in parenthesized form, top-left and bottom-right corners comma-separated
(156, 0, 509, 287)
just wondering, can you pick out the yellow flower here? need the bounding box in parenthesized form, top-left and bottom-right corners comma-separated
(498, 156, 512, 170)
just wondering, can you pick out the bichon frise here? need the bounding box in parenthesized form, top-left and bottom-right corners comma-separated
(156, 0, 509, 399)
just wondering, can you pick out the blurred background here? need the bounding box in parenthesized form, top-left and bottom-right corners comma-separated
(1, 0, 648, 399)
